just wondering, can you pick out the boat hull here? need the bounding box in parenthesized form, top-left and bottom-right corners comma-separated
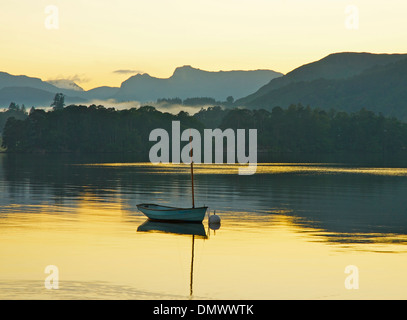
(136, 203, 208, 223)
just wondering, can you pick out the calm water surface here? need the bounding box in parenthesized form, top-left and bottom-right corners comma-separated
(0, 154, 407, 299)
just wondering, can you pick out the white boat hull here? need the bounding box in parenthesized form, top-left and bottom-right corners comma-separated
(136, 203, 207, 223)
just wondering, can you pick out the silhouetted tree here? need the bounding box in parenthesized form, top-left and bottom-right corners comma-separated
(8, 102, 18, 111)
(51, 93, 65, 110)
(226, 96, 234, 105)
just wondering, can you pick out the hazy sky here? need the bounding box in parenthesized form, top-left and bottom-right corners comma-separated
(0, 0, 406, 90)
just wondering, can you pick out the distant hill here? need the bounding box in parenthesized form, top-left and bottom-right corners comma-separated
(0, 72, 86, 107)
(3, 54, 407, 119)
(0, 87, 85, 107)
(86, 86, 120, 100)
(0, 87, 55, 106)
(115, 66, 283, 102)
(236, 52, 407, 120)
(0, 71, 61, 93)
(0, 67, 282, 107)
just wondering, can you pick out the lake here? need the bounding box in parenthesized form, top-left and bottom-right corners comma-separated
(0, 153, 407, 299)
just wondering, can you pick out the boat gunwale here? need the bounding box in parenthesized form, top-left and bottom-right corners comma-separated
(137, 203, 208, 212)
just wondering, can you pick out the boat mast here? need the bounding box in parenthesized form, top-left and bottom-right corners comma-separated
(190, 234, 195, 296)
(189, 135, 195, 208)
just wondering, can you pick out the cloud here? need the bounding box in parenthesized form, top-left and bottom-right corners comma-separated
(113, 69, 143, 75)
(68, 74, 90, 83)
(47, 74, 90, 83)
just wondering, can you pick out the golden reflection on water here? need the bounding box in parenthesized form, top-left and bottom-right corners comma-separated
(78, 162, 407, 176)
(1, 194, 407, 299)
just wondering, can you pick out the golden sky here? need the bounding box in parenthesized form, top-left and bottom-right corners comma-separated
(0, 0, 406, 90)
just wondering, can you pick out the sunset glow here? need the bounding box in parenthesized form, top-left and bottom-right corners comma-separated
(1, 0, 406, 90)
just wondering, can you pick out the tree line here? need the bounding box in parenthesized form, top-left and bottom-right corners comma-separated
(0, 103, 28, 133)
(218, 105, 407, 153)
(2, 102, 407, 155)
(2, 104, 203, 153)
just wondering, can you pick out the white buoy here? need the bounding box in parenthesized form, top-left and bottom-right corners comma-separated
(209, 210, 221, 224)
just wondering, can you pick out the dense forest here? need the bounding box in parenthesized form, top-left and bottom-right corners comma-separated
(2, 102, 407, 155)
(219, 105, 407, 153)
(1, 104, 202, 153)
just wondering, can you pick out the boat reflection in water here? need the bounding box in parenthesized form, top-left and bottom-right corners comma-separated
(137, 220, 210, 297)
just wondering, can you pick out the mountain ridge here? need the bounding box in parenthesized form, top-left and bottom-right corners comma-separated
(0, 66, 283, 107)
(115, 65, 283, 102)
(236, 52, 407, 107)
(1, 53, 407, 122)
(235, 52, 407, 120)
